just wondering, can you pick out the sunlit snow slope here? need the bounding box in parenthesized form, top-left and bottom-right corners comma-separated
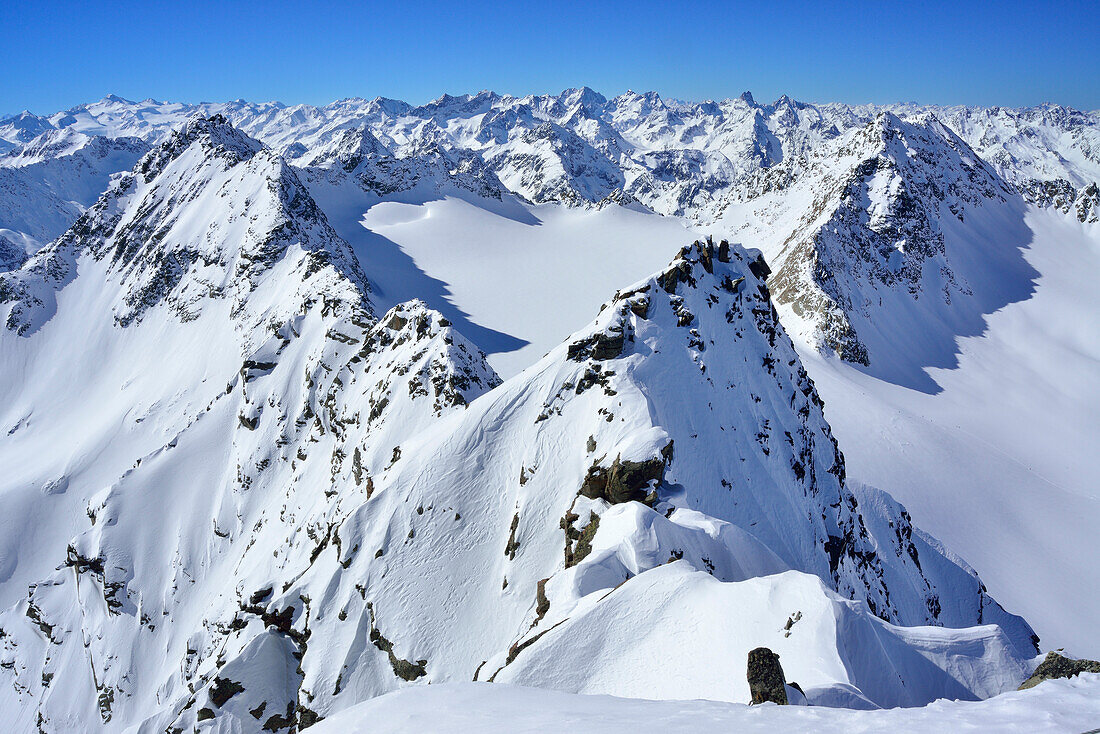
(310, 676, 1100, 734)
(353, 113, 1100, 660)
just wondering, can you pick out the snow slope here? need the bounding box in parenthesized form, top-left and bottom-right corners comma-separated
(344, 110, 1099, 660)
(360, 197, 696, 376)
(310, 676, 1100, 734)
(0, 93, 1096, 730)
(716, 112, 1040, 390)
(801, 207, 1100, 658)
(0, 116, 501, 731)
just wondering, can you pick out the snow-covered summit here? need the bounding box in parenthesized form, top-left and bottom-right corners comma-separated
(0, 111, 54, 153)
(718, 112, 1038, 388)
(0, 114, 504, 730)
(0, 128, 149, 270)
(0, 92, 1091, 732)
(1, 114, 369, 336)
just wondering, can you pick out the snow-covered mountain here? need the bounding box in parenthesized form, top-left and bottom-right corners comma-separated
(0, 111, 54, 154)
(294, 124, 510, 202)
(0, 128, 148, 269)
(0, 115, 501, 730)
(0, 89, 1097, 732)
(713, 112, 1040, 387)
(0, 116, 1044, 731)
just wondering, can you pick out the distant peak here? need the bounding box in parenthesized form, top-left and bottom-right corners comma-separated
(771, 94, 798, 109)
(561, 86, 607, 107)
(298, 124, 391, 169)
(615, 90, 666, 111)
(739, 91, 756, 105)
(427, 92, 462, 107)
(874, 109, 905, 126)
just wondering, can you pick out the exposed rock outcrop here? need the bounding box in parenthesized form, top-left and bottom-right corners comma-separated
(747, 647, 788, 705)
(578, 441, 673, 505)
(1018, 652, 1100, 690)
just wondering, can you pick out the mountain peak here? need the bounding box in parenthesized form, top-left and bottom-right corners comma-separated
(766, 106, 1029, 386)
(130, 114, 265, 184)
(1, 113, 370, 336)
(560, 86, 607, 108)
(178, 113, 262, 156)
(295, 124, 391, 170)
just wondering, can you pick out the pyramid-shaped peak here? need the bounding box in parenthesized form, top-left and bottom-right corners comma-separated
(560, 86, 607, 108)
(176, 114, 262, 155)
(297, 125, 391, 169)
(130, 114, 265, 181)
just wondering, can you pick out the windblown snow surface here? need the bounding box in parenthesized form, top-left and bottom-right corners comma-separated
(0, 91, 1096, 732)
(311, 676, 1100, 734)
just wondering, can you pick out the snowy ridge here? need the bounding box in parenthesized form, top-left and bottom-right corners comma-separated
(0, 111, 54, 154)
(295, 124, 510, 202)
(0, 115, 368, 337)
(0, 116, 502, 731)
(0, 295, 499, 731)
(0, 99, 1089, 732)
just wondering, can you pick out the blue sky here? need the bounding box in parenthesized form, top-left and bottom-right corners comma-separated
(1, 0, 1096, 115)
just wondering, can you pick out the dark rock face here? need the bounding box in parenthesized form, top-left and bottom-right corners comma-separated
(567, 325, 626, 361)
(747, 252, 771, 280)
(365, 602, 428, 681)
(1018, 651, 1100, 690)
(579, 441, 673, 505)
(747, 647, 788, 705)
(208, 676, 245, 707)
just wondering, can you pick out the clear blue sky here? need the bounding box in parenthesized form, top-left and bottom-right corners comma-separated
(1, 0, 1096, 115)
